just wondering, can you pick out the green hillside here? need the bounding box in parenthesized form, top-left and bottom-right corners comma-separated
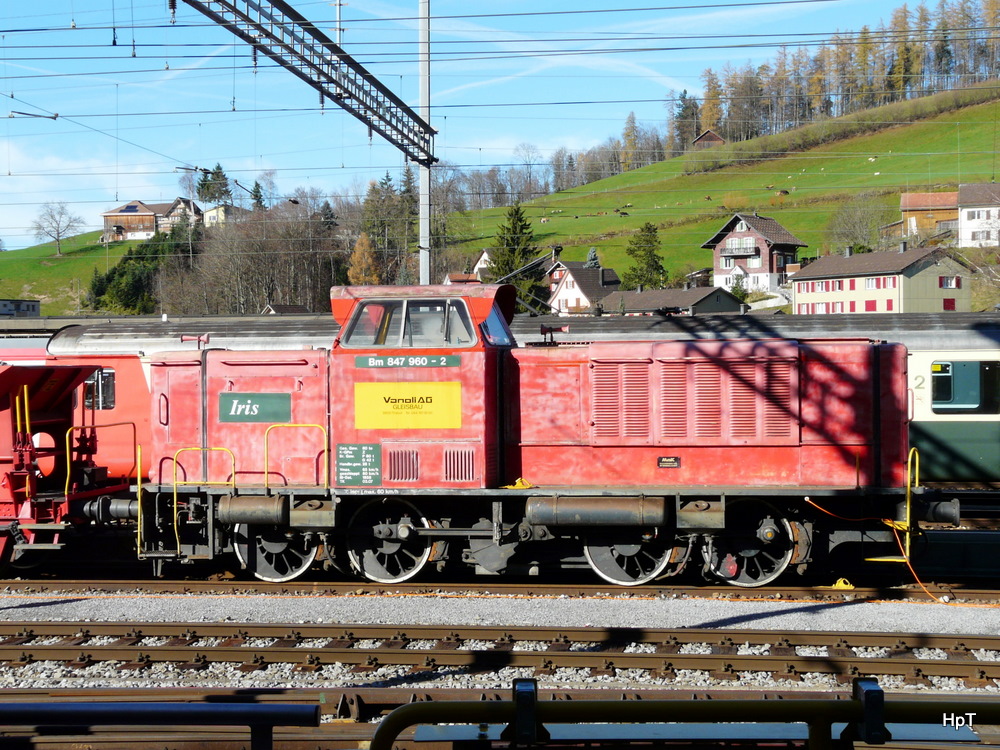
(0, 233, 135, 315)
(450, 96, 1000, 278)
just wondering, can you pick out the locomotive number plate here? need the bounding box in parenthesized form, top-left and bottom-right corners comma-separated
(357, 355, 460, 368)
(658, 456, 681, 468)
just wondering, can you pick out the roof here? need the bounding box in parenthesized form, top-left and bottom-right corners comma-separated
(554, 266, 620, 306)
(900, 192, 958, 211)
(444, 273, 481, 284)
(958, 183, 1000, 207)
(261, 304, 311, 314)
(103, 200, 157, 217)
(790, 246, 945, 280)
(701, 213, 807, 249)
(692, 129, 725, 143)
(598, 286, 739, 313)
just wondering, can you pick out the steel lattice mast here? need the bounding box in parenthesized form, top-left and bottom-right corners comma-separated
(181, 0, 437, 282)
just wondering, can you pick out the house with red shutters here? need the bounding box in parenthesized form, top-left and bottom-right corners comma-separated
(790, 244, 972, 314)
(702, 213, 806, 296)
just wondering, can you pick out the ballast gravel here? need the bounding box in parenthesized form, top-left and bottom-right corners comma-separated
(0, 590, 998, 693)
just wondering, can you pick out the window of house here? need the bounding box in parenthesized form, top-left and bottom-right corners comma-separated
(865, 300, 877, 312)
(741, 237, 755, 250)
(776, 255, 786, 268)
(943, 298, 956, 311)
(931, 361, 1000, 413)
(971, 230, 991, 241)
(722, 257, 735, 269)
(968, 209, 989, 220)
(798, 304, 807, 314)
(736, 220, 747, 231)
(865, 277, 877, 290)
(834, 301, 844, 313)
(815, 280, 826, 292)
(83, 369, 116, 410)
(747, 254, 761, 268)
(939, 276, 961, 289)
(815, 302, 828, 314)
(726, 237, 740, 250)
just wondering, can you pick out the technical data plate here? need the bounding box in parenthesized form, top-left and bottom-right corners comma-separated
(414, 722, 979, 744)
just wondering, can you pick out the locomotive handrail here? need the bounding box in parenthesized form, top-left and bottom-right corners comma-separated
(135, 444, 144, 553)
(63, 422, 138, 498)
(263, 423, 329, 489)
(219, 359, 312, 366)
(171, 447, 237, 554)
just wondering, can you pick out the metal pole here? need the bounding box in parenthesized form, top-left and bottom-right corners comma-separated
(418, 0, 431, 285)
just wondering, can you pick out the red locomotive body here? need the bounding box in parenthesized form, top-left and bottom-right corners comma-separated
(0, 285, 951, 586)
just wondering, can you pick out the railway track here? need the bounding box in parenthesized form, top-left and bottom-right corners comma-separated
(0, 577, 995, 602)
(1, 620, 1000, 689)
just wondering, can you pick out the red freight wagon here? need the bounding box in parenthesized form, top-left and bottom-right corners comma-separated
(132, 285, 950, 586)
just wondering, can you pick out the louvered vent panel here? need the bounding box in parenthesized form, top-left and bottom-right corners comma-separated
(621, 363, 651, 437)
(592, 363, 623, 438)
(763, 360, 795, 438)
(385, 449, 419, 482)
(444, 448, 476, 483)
(694, 362, 722, 438)
(659, 362, 688, 439)
(729, 361, 758, 438)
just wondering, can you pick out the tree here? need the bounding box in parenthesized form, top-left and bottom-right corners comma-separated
(483, 203, 546, 313)
(584, 247, 601, 269)
(620, 112, 639, 172)
(250, 181, 266, 211)
(620, 223, 664, 291)
(827, 192, 897, 253)
(32, 202, 84, 256)
(196, 163, 232, 204)
(700, 69, 724, 133)
(348, 232, 380, 285)
(728, 272, 749, 302)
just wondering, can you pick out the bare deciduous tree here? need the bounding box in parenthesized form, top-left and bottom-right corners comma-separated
(32, 202, 84, 256)
(826, 191, 898, 253)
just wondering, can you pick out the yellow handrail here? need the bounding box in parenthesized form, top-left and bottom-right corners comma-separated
(63, 422, 138, 498)
(263, 423, 329, 489)
(902, 446, 920, 559)
(135, 444, 144, 554)
(170, 447, 237, 554)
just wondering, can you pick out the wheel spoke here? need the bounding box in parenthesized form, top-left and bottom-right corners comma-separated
(703, 500, 796, 588)
(347, 499, 431, 583)
(584, 534, 689, 586)
(233, 523, 318, 583)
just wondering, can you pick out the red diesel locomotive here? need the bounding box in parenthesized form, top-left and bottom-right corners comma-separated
(0, 285, 955, 585)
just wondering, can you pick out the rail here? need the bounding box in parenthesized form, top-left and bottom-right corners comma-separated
(0, 701, 319, 750)
(372, 678, 990, 750)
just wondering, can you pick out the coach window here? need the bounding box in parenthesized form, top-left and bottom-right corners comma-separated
(341, 298, 476, 348)
(480, 306, 513, 346)
(931, 361, 1000, 413)
(84, 368, 116, 410)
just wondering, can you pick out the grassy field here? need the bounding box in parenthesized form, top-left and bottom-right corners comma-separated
(449, 96, 1000, 278)
(5, 92, 999, 314)
(0, 232, 135, 315)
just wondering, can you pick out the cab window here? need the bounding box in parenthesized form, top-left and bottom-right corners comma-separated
(480, 306, 513, 346)
(931, 361, 1000, 413)
(341, 299, 477, 348)
(84, 369, 116, 410)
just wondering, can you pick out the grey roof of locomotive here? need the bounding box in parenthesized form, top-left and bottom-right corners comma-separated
(28, 311, 1000, 356)
(47, 316, 339, 356)
(509, 312, 1000, 351)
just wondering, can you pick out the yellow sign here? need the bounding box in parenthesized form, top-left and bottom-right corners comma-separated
(355, 381, 463, 430)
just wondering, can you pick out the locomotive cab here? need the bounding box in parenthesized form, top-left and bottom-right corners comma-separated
(329, 285, 515, 491)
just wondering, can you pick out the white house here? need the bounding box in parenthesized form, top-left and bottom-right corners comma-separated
(957, 183, 1000, 248)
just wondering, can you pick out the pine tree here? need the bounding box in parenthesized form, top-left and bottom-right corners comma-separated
(584, 247, 601, 269)
(620, 223, 664, 291)
(348, 232, 380, 285)
(250, 181, 266, 211)
(621, 112, 639, 171)
(483, 203, 545, 313)
(196, 163, 232, 204)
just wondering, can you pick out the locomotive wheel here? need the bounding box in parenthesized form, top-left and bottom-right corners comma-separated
(583, 532, 688, 586)
(347, 499, 431, 584)
(702, 499, 795, 587)
(233, 524, 319, 583)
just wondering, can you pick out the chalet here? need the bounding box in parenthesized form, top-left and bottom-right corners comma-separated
(957, 183, 1000, 248)
(899, 191, 958, 238)
(790, 245, 972, 314)
(546, 261, 621, 315)
(442, 273, 481, 285)
(0, 299, 40, 317)
(702, 213, 806, 294)
(102, 198, 202, 242)
(598, 286, 743, 316)
(692, 129, 725, 149)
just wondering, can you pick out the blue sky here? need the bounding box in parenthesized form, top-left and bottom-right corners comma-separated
(1, 0, 904, 251)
